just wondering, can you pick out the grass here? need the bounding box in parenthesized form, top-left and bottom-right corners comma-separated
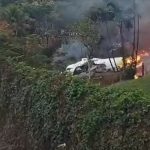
(114, 75, 150, 96)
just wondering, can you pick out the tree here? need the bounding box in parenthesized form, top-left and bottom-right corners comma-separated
(89, 5, 118, 71)
(90, 1, 135, 70)
(23, 2, 56, 48)
(24, 2, 54, 32)
(1, 4, 27, 36)
(74, 20, 100, 79)
(0, 0, 18, 6)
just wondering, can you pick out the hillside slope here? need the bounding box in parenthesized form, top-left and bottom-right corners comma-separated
(0, 61, 150, 150)
(115, 76, 150, 96)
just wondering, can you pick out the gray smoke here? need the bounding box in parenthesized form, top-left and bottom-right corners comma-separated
(55, 0, 103, 23)
(53, 0, 150, 65)
(53, 40, 87, 61)
(136, 0, 150, 49)
(56, 0, 150, 47)
(113, 0, 150, 50)
(64, 40, 87, 59)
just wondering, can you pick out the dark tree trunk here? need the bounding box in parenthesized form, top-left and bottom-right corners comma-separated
(132, 15, 136, 61)
(105, 22, 116, 72)
(106, 22, 119, 71)
(46, 35, 49, 48)
(120, 21, 126, 69)
(132, 0, 136, 64)
(112, 50, 119, 72)
(135, 15, 140, 66)
(84, 44, 92, 80)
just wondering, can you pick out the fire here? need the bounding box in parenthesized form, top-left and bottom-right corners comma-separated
(137, 55, 141, 62)
(126, 57, 132, 65)
(139, 50, 150, 57)
(136, 62, 143, 68)
(134, 50, 150, 79)
(125, 55, 142, 67)
(123, 50, 150, 79)
(134, 75, 139, 79)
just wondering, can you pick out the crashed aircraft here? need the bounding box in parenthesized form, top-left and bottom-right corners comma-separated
(66, 57, 123, 75)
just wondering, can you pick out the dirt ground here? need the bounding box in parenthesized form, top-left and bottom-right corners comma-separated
(91, 71, 123, 86)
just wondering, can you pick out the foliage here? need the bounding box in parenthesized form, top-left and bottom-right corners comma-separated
(24, 3, 53, 21)
(74, 20, 100, 58)
(0, 61, 150, 150)
(0, 4, 27, 36)
(0, 1, 149, 149)
(115, 74, 150, 97)
(0, 0, 135, 70)
(0, 0, 18, 6)
(124, 66, 136, 80)
(0, 0, 59, 68)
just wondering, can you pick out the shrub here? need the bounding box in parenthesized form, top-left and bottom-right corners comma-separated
(124, 66, 136, 80)
(0, 62, 150, 150)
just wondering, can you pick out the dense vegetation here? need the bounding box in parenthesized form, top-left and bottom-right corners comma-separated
(0, 60, 150, 150)
(0, 0, 59, 69)
(0, 0, 137, 69)
(115, 75, 150, 96)
(0, 0, 150, 150)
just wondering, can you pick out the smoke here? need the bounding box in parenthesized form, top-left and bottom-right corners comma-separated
(52, 40, 88, 69)
(54, 0, 150, 63)
(55, 0, 103, 23)
(64, 40, 87, 59)
(113, 0, 150, 50)
(136, 0, 150, 49)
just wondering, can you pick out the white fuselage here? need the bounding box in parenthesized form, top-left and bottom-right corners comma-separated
(66, 57, 123, 74)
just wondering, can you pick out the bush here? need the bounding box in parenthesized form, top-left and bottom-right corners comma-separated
(0, 62, 150, 150)
(124, 66, 136, 80)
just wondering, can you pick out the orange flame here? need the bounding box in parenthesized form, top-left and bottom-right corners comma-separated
(123, 50, 150, 79)
(134, 50, 150, 79)
(134, 75, 139, 79)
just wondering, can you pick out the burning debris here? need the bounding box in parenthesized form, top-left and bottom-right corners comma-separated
(66, 49, 150, 83)
(51, 0, 150, 74)
(125, 50, 150, 79)
(134, 50, 150, 78)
